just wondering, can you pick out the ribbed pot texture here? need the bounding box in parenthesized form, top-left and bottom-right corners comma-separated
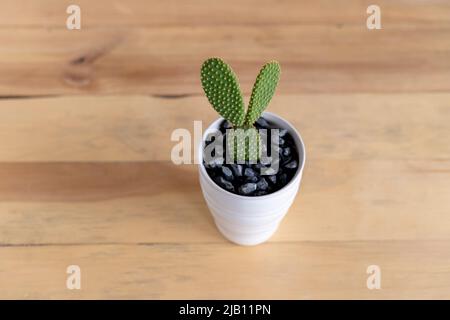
(198, 112, 306, 245)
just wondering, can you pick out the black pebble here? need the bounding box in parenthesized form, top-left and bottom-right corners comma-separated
(221, 166, 234, 181)
(239, 183, 257, 195)
(252, 162, 265, 170)
(281, 156, 292, 166)
(246, 176, 259, 183)
(256, 178, 269, 191)
(282, 147, 291, 157)
(267, 175, 277, 185)
(215, 176, 234, 192)
(262, 167, 278, 175)
(279, 128, 288, 137)
(285, 160, 298, 170)
(221, 120, 233, 130)
(244, 167, 257, 177)
(230, 164, 243, 177)
(204, 157, 223, 169)
(255, 117, 270, 129)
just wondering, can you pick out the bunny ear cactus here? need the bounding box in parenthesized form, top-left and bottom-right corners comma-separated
(201, 58, 281, 162)
(200, 58, 246, 126)
(244, 61, 281, 126)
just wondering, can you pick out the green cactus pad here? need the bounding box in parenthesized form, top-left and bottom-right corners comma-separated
(244, 61, 280, 126)
(201, 58, 245, 127)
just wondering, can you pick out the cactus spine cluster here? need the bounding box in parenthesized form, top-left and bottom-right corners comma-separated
(200, 58, 246, 126)
(201, 58, 280, 161)
(244, 61, 281, 126)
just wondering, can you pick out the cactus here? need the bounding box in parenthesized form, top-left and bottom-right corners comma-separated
(200, 58, 245, 126)
(244, 61, 281, 126)
(201, 58, 281, 161)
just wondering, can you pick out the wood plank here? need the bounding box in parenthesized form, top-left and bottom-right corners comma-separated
(0, 241, 449, 299)
(0, 94, 449, 162)
(1, 0, 449, 27)
(0, 159, 449, 245)
(0, 24, 450, 95)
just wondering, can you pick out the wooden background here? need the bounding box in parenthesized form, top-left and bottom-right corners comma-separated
(0, 0, 449, 299)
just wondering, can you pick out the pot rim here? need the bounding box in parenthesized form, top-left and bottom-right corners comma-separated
(198, 111, 306, 200)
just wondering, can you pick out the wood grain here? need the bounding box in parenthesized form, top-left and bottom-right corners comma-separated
(0, 241, 449, 299)
(2, 0, 450, 27)
(0, 0, 449, 299)
(0, 94, 449, 161)
(0, 1, 450, 95)
(0, 159, 449, 246)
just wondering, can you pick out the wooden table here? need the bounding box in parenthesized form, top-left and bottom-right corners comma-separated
(0, 0, 449, 299)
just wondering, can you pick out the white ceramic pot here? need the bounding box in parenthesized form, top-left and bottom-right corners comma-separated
(198, 112, 306, 246)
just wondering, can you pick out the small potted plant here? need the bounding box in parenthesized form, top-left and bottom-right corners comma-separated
(198, 58, 306, 245)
